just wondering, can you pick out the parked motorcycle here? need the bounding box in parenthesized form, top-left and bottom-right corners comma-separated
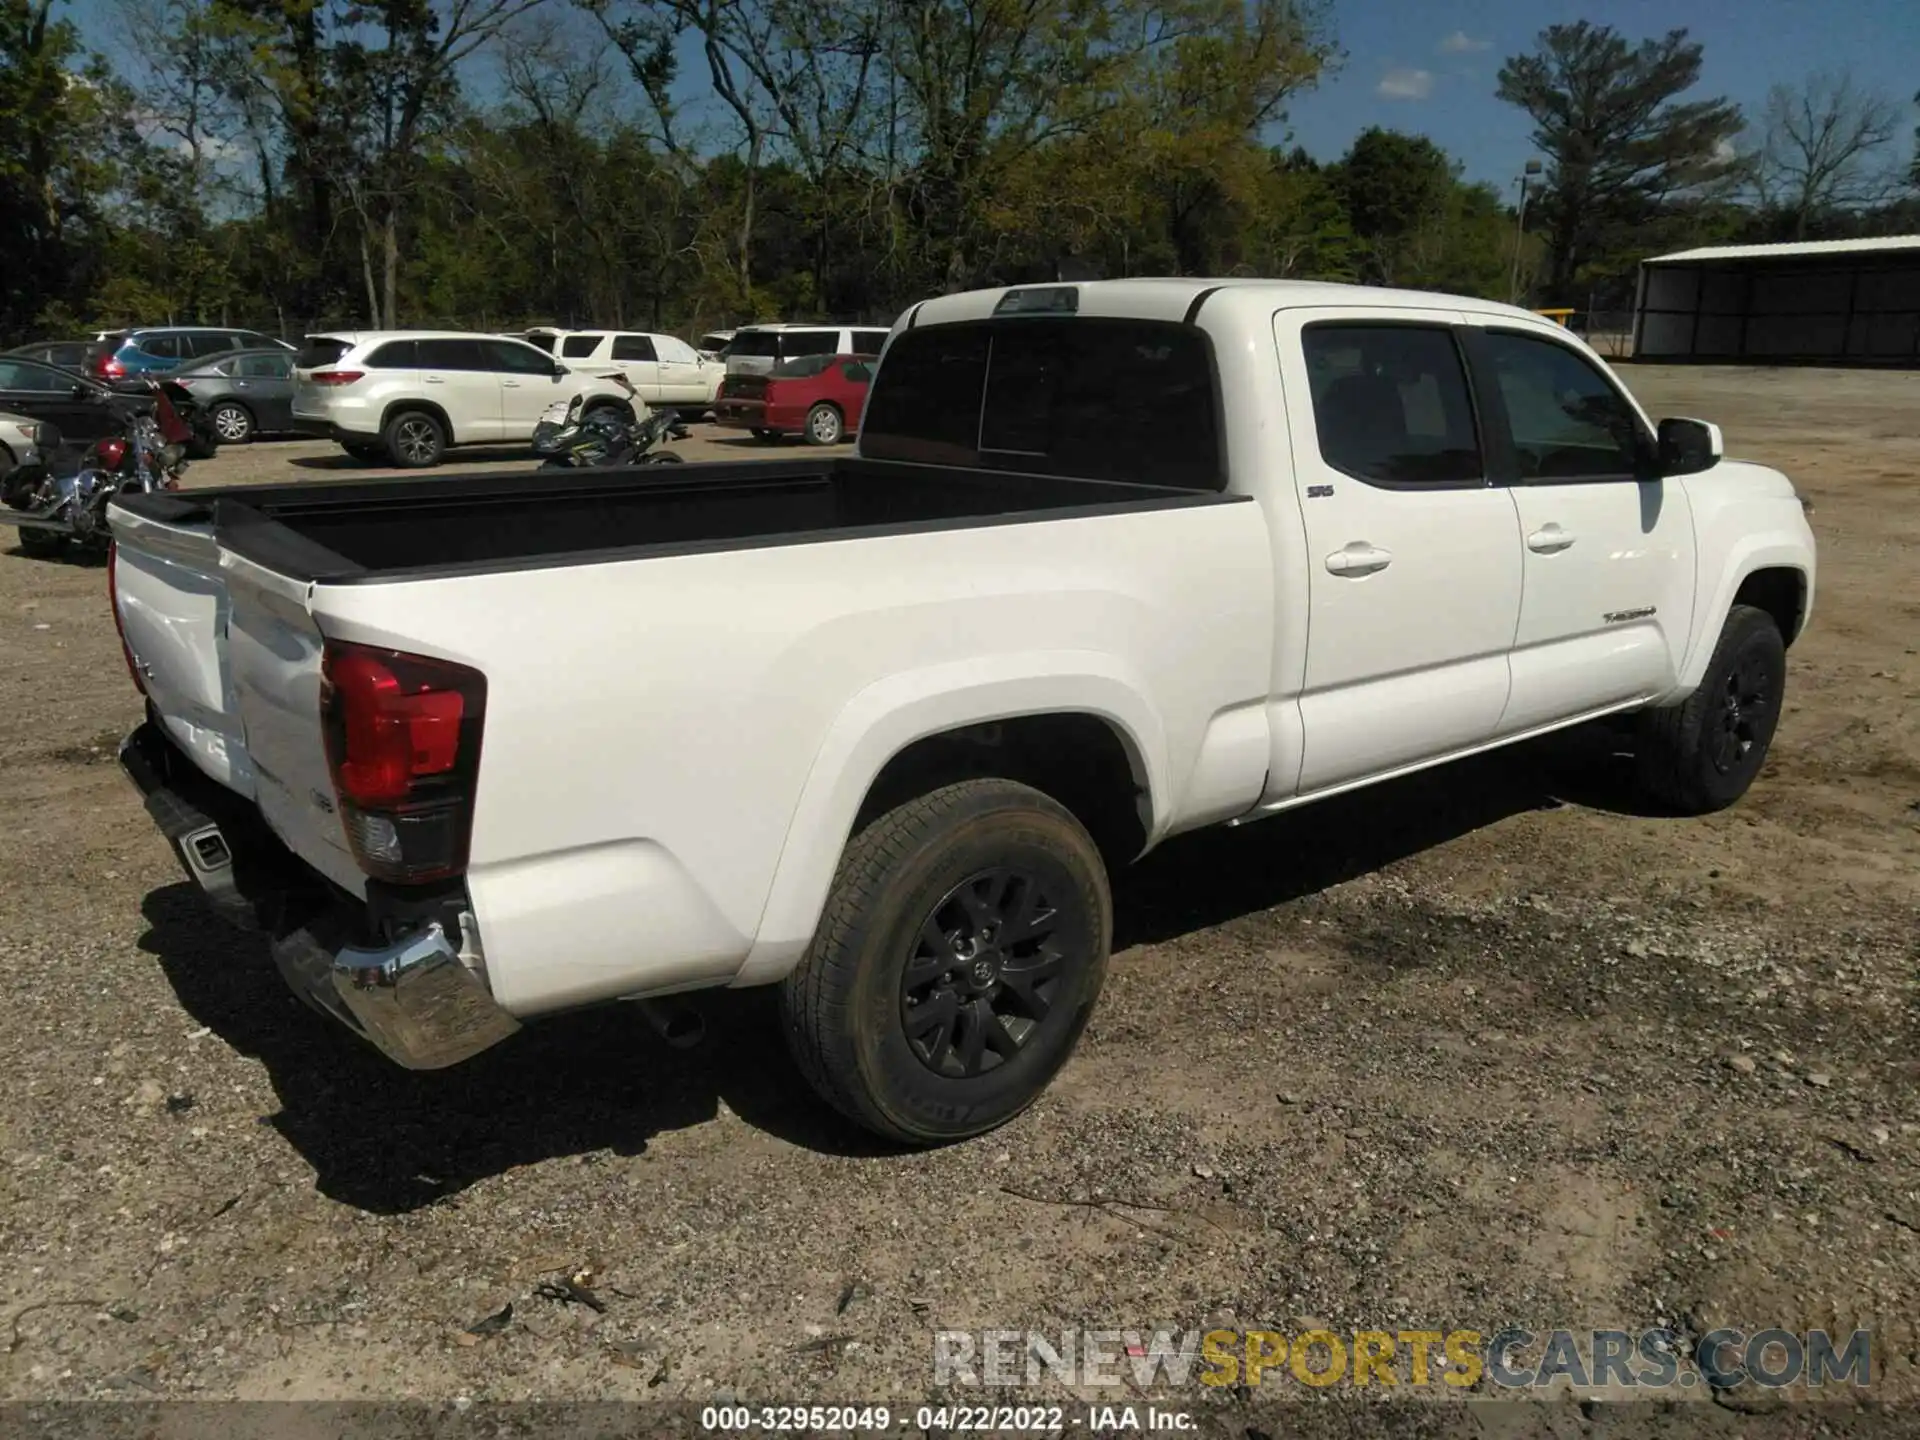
(531, 387, 690, 470)
(1, 387, 189, 557)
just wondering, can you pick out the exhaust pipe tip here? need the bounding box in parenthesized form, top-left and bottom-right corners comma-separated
(635, 998, 706, 1050)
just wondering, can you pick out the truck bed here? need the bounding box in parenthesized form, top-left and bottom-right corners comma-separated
(113, 456, 1240, 584)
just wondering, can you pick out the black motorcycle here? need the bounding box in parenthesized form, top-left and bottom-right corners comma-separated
(531, 393, 690, 470)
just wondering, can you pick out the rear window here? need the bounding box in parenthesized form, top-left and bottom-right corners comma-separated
(561, 334, 604, 359)
(861, 318, 1222, 489)
(727, 331, 780, 358)
(298, 337, 353, 368)
(780, 331, 838, 360)
(773, 353, 837, 379)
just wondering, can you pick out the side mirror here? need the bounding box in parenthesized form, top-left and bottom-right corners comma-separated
(550, 363, 568, 379)
(1657, 417, 1722, 477)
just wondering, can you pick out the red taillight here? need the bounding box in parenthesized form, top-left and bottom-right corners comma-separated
(309, 369, 365, 386)
(96, 355, 127, 379)
(320, 641, 486, 883)
(93, 437, 128, 471)
(107, 542, 147, 696)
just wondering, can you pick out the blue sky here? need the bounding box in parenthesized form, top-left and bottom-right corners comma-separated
(65, 0, 1920, 193)
(1289, 0, 1918, 189)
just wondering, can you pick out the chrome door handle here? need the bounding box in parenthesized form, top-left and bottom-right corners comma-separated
(425, 375, 445, 384)
(1325, 542, 1393, 576)
(1527, 525, 1576, 553)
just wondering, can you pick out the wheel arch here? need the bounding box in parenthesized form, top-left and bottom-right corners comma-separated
(732, 660, 1169, 988)
(379, 398, 455, 445)
(1677, 547, 1813, 692)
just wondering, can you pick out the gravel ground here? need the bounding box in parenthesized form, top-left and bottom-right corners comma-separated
(0, 381, 1915, 1425)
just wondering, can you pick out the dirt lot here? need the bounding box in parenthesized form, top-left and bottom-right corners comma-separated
(0, 376, 1915, 1423)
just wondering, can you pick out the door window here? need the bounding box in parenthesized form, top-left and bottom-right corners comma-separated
(482, 339, 557, 374)
(136, 334, 182, 360)
(415, 339, 490, 370)
(240, 353, 292, 378)
(841, 361, 873, 383)
(185, 332, 235, 358)
(610, 334, 658, 362)
(0, 359, 71, 392)
(655, 335, 699, 364)
(561, 334, 605, 359)
(1481, 331, 1645, 479)
(1301, 324, 1483, 486)
(853, 329, 890, 355)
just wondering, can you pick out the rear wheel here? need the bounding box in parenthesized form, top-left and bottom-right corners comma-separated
(641, 451, 684, 465)
(1637, 604, 1786, 814)
(210, 401, 254, 444)
(383, 410, 445, 468)
(804, 403, 844, 446)
(780, 778, 1111, 1145)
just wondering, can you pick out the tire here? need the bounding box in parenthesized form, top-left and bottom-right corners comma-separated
(18, 527, 69, 559)
(781, 778, 1112, 1145)
(1636, 604, 1787, 815)
(641, 451, 684, 465)
(383, 410, 445, 468)
(804, 403, 844, 446)
(210, 401, 254, 444)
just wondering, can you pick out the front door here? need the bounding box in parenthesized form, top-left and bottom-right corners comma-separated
(1463, 326, 1698, 732)
(485, 338, 567, 436)
(609, 334, 663, 400)
(1278, 311, 1526, 795)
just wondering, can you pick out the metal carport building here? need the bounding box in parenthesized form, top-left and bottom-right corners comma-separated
(1630, 235, 1920, 365)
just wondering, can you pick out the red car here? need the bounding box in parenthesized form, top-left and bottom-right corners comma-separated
(714, 352, 874, 446)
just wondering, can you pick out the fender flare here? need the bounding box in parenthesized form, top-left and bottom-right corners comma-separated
(1675, 536, 1813, 692)
(730, 651, 1169, 986)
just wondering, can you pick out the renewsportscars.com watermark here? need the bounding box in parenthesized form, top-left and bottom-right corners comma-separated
(933, 1326, 1873, 1392)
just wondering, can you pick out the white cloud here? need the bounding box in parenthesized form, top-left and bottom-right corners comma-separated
(1377, 67, 1435, 101)
(1439, 31, 1492, 54)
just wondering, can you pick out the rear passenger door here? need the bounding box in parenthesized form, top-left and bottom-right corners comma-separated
(414, 338, 502, 442)
(608, 334, 662, 399)
(236, 351, 296, 431)
(486, 338, 568, 435)
(1278, 310, 1526, 794)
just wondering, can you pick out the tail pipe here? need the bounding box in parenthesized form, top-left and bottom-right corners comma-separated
(634, 997, 706, 1050)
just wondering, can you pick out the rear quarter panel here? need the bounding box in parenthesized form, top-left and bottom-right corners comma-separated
(306, 500, 1276, 1015)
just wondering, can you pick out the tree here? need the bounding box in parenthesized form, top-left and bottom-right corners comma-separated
(1334, 127, 1452, 285)
(1496, 22, 1742, 303)
(1750, 71, 1903, 239)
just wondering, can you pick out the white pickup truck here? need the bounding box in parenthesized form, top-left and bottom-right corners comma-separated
(108, 278, 1816, 1145)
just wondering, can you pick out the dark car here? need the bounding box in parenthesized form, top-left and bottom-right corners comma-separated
(168, 347, 296, 443)
(0, 355, 218, 464)
(5, 340, 91, 370)
(85, 326, 294, 381)
(713, 352, 874, 445)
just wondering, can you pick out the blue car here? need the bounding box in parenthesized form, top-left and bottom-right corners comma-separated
(86, 326, 293, 381)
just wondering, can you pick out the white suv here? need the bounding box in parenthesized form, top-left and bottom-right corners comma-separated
(292, 331, 641, 467)
(724, 323, 893, 377)
(521, 329, 725, 409)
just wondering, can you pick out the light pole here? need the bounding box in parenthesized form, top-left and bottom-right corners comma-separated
(1510, 158, 1542, 305)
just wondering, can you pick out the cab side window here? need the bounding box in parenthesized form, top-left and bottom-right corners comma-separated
(1482, 331, 1646, 479)
(611, 335, 657, 362)
(561, 334, 604, 359)
(1302, 324, 1483, 486)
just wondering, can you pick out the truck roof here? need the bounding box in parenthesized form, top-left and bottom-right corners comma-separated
(905, 278, 1557, 330)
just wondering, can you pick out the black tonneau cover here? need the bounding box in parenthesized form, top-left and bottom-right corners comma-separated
(112, 455, 1245, 586)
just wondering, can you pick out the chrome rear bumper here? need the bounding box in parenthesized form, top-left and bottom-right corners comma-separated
(120, 719, 521, 1071)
